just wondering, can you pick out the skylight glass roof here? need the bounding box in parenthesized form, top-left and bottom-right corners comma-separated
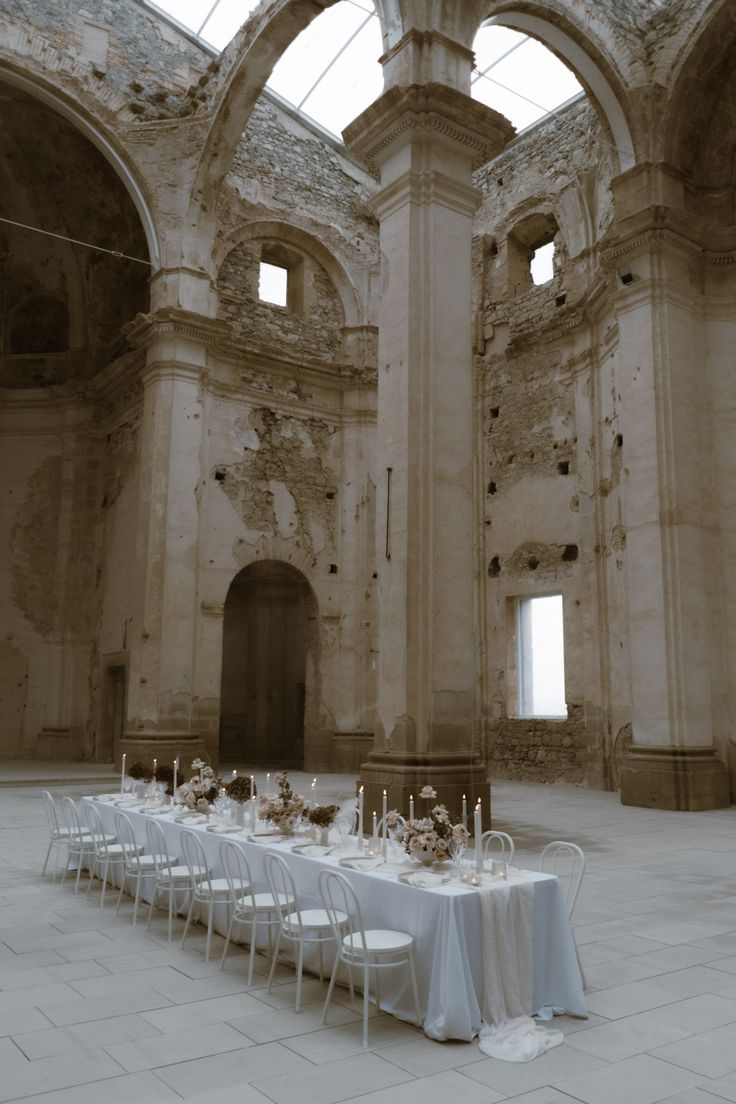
(147, 0, 583, 139)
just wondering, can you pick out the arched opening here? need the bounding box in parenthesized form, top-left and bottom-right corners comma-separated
(219, 560, 318, 767)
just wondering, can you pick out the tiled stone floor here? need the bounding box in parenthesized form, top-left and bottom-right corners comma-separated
(3, 775, 736, 1103)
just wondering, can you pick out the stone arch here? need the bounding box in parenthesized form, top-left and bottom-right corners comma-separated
(186, 0, 395, 271)
(216, 219, 364, 330)
(219, 558, 321, 768)
(479, 3, 637, 170)
(0, 66, 160, 268)
(663, 0, 736, 180)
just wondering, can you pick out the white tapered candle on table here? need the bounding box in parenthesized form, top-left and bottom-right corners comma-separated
(358, 785, 364, 850)
(382, 789, 388, 858)
(474, 800, 482, 873)
(120, 752, 126, 794)
(462, 793, 467, 829)
(311, 778, 317, 806)
(372, 810, 377, 840)
(250, 775, 256, 831)
(173, 758, 178, 801)
(232, 769, 237, 780)
(266, 772, 271, 791)
(153, 758, 157, 780)
(409, 794, 414, 820)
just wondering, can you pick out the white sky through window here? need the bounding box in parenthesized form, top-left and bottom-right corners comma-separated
(145, 0, 583, 139)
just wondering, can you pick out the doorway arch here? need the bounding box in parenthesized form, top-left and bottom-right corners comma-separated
(219, 560, 318, 766)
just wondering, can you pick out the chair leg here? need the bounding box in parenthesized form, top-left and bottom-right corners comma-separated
(132, 875, 143, 926)
(363, 959, 370, 1048)
(146, 884, 157, 931)
(85, 854, 96, 898)
(295, 940, 304, 1013)
(115, 871, 127, 915)
(321, 950, 340, 1025)
(204, 898, 214, 963)
(267, 929, 283, 993)
(41, 840, 53, 877)
(375, 964, 381, 1011)
(247, 915, 259, 986)
(180, 891, 196, 949)
(99, 859, 110, 908)
(220, 913, 235, 969)
(408, 949, 421, 1027)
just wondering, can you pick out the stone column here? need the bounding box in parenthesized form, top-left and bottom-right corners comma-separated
(344, 53, 514, 822)
(121, 308, 229, 773)
(608, 164, 729, 810)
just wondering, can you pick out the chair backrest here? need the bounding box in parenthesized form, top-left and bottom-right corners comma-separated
(481, 830, 515, 864)
(145, 818, 172, 878)
(219, 840, 253, 908)
(84, 803, 113, 859)
(318, 869, 364, 953)
(263, 852, 300, 925)
(61, 796, 85, 843)
(180, 830, 212, 891)
(41, 790, 61, 836)
(539, 840, 585, 917)
(114, 811, 140, 867)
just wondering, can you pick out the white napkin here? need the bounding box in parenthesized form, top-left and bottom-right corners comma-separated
(341, 857, 383, 871)
(403, 871, 447, 888)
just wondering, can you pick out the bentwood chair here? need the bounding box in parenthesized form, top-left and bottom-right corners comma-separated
(84, 803, 138, 907)
(59, 797, 114, 894)
(145, 819, 205, 943)
(318, 868, 421, 1048)
(40, 790, 71, 880)
(264, 851, 340, 1012)
(480, 830, 516, 866)
(219, 840, 291, 984)
(114, 811, 176, 925)
(179, 830, 233, 962)
(540, 840, 587, 989)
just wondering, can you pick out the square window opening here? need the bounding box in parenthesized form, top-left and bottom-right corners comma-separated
(516, 594, 567, 717)
(259, 261, 288, 307)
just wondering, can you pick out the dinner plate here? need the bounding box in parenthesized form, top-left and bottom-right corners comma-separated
(291, 843, 333, 857)
(398, 870, 451, 888)
(339, 855, 384, 871)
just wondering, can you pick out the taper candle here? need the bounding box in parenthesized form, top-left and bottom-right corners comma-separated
(120, 752, 126, 794)
(153, 758, 157, 780)
(382, 789, 388, 858)
(232, 769, 237, 780)
(173, 757, 178, 800)
(311, 778, 317, 806)
(358, 785, 364, 850)
(474, 800, 483, 873)
(409, 794, 414, 820)
(372, 810, 377, 839)
(462, 793, 467, 829)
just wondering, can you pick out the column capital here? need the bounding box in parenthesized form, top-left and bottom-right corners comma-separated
(343, 82, 515, 175)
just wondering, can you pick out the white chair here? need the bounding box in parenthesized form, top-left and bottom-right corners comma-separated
(540, 840, 587, 990)
(40, 790, 71, 880)
(481, 830, 515, 866)
(179, 830, 233, 962)
(114, 811, 176, 925)
(264, 851, 341, 1012)
(539, 840, 585, 917)
(59, 797, 114, 894)
(84, 803, 140, 907)
(318, 868, 421, 1047)
(219, 840, 290, 984)
(145, 819, 205, 943)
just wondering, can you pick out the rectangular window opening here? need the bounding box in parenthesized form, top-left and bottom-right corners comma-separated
(530, 240, 555, 285)
(517, 594, 567, 717)
(259, 261, 288, 307)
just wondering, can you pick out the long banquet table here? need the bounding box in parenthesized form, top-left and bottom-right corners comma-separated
(82, 797, 586, 1041)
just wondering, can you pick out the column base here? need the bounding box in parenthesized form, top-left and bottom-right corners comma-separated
(620, 745, 730, 811)
(360, 751, 490, 827)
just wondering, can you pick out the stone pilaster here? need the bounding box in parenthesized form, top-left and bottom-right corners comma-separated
(344, 83, 514, 823)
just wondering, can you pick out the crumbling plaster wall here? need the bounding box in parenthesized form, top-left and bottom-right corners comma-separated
(473, 97, 625, 786)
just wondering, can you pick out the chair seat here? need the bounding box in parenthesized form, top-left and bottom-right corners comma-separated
(343, 929, 413, 954)
(198, 878, 232, 896)
(74, 833, 116, 846)
(284, 908, 346, 932)
(160, 864, 207, 883)
(235, 890, 293, 915)
(99, 844, 136, 857)
(132, 853, 177, 870)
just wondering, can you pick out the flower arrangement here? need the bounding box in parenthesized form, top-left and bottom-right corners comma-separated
(396, 785, 469, 862)
(258, 771, 305, 833)
(128, 761, 153, 782)
(178, 758, 222, 812)
(305, 804, 339, 829)
(224, 775, 254, 804)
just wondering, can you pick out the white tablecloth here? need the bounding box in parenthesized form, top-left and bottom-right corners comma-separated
(82, 798, 586, 1041)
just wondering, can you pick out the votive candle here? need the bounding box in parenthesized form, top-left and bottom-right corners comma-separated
(474, 800, 483, 874)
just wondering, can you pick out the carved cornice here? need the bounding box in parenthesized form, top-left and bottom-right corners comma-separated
(602, 221, 736, 270)
(344, 83, 515, 172)
(374, 169, 480, 220)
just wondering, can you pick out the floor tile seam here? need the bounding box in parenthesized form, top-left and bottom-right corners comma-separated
(99, 1033, 258, 1070)
(248, 1046, 418, 1102)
